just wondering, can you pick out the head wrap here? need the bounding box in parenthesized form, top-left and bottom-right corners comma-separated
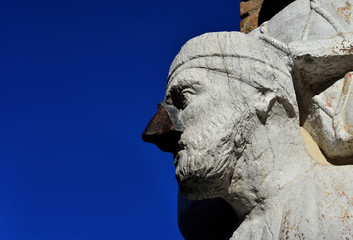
(167, 32, 290, 90)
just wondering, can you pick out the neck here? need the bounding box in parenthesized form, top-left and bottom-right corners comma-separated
(224, 111, 315, 217)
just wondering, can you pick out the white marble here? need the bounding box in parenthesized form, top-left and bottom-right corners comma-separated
(166, 30, 353, 239)
(144, 0, 353, 238)
(250, 0, 353, 161)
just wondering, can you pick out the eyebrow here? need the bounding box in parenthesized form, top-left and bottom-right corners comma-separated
(167, 79, 202, 94)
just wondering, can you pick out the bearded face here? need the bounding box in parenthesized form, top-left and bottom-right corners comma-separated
(165, 68, 254, 200)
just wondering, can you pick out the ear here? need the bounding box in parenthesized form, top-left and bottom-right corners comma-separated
(254, 92, 276, 124)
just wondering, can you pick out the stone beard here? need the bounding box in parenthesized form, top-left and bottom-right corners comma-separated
(169, 69, 248, 200)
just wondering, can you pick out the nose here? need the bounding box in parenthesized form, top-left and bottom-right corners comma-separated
(142, 102, 183, 153)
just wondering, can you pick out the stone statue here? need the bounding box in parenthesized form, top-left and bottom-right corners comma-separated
(143, 0, 353, 239)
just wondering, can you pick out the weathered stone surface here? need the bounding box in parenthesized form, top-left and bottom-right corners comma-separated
(230, 165, 353, 239)
(247, 0, 353, 162)
(143, 0, 353, 238)
(249, 0, 353, 58)
(302, 72, 353, 161)
(289, 36, 353, 86)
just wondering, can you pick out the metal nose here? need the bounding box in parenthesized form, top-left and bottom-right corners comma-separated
(142, 102, 183, 153)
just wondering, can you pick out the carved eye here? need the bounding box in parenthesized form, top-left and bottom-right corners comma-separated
(172, 88, 196, 110)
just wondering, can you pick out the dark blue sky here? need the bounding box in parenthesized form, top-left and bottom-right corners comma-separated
(0, 1, 240, 239)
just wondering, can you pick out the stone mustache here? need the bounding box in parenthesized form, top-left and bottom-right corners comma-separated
(143, 0, 353, 239)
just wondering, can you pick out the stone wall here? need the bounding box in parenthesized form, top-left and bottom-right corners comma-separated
(240, 0, 264, 33)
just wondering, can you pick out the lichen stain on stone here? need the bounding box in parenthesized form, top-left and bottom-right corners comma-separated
(337, 1, 352, 24)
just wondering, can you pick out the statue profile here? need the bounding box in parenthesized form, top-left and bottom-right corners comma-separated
(143, 0, 353, 239)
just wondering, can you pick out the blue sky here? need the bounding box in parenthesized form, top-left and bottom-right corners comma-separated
(0, 1, 240, 239)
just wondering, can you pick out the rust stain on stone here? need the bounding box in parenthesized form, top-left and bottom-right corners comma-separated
(337, 1, 352, 24)
(326, 97, 332, 107)
(281, 209, 303, 240)
(332, 39, 353, 54)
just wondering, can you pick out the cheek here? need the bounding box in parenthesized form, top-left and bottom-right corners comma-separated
(179, 93, 228, 127)
(179, 103, 236, 148)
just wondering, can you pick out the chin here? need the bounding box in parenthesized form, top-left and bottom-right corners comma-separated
(177, 176, 228, 200)
(175, 152, 232, 200)
(174, 126, 237, 200)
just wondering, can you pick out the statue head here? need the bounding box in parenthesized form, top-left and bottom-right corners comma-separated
(143, 32, 300, 204)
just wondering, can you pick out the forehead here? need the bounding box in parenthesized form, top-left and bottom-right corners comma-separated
(166, 68, 232, 92)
